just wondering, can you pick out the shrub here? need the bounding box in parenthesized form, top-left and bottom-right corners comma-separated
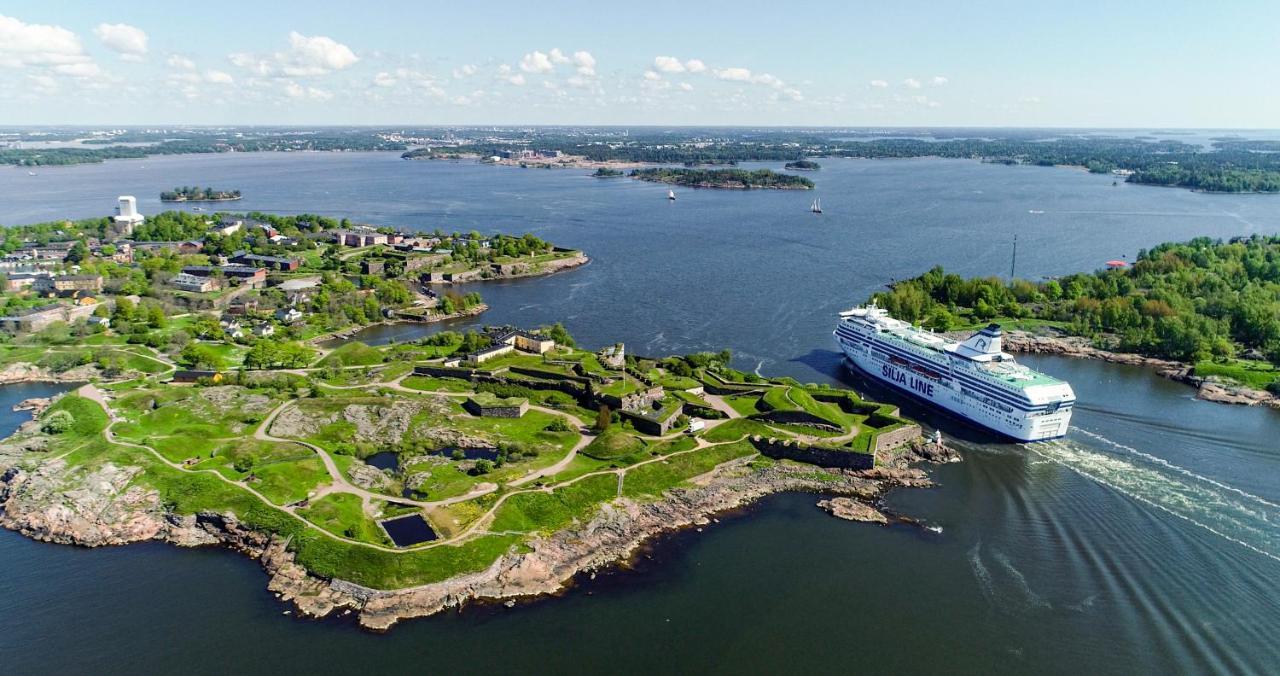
(41, 410, 74, 435)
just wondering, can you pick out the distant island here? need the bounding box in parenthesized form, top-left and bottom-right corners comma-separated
(592, 167, 624, 178)
(160, 186, 242, 202)
(630, 168, 814, 190)
(785, 160, 821, 171)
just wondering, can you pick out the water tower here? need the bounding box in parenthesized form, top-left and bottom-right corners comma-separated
(113, 196, 144, 236)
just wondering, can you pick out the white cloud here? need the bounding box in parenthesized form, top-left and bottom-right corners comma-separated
(869, 79, 888, 88)
(519, 50, 554, 73)
(498, 63, 526, 84)
(230, 31, 358, 77)
(27, 74, 58, 94)
(452, 63, 477, 79)
(573, 51, 595, 76)
(548, 48, 570, 65)
(53, 62, 101, 78)
(93, 23, 148, 59)
(753, 73, 783, 88)
(284, 81, 333, 101)
(714, 67, 752, 82)
(678, 82, 694, 92)
(931, 75, 948, 86)
(643, 70, 662, 81)
(0, 15, 93, 69)
(654, 56, 685, 73)
(684, 59, 706, 73)
(903, 78, 922, 89)
(373, 71, 397, 87)
(280, 31, 358, 76)
(167, 54, 195, 70)
(1020, 95, 1042, 104)
(204, 69, 233, 84)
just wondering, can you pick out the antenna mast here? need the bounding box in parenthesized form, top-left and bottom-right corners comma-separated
(1010, 234, 1018, 279)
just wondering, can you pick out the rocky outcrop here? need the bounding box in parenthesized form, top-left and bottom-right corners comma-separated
(817, 497, 887, 524)
(346, 461, 394, 491)
(0, 420, 957, 632)
(1000, 330, 1280, 410)
(0, 363, 98, 385)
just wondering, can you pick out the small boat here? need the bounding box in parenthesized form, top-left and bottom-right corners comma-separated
(810, 198, 822, 214)
(27, 171, 36, 176)
(192, 206, 205, 211)
(1028, 209, 1044, 214)
(667, 189, 676, 201)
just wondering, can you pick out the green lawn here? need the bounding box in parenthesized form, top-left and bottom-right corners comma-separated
(298, 493, 392, 545)
(620, 441, 756, 498)
(580, 428, 646, 461)
(489, 474, 617, 533)
(318, 341, 386, 367)
(1194, 359, 1279, 390)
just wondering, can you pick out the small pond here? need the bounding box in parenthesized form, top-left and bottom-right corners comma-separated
(432, 447, 499, 461)
(380, 514, 437, 547)
(364, 451, 400, 471)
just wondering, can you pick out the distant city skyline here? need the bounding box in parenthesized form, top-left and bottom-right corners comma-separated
(2, 1, 1277, 128)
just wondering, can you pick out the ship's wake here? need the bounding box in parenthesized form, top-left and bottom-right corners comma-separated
(1028, 435, 1280, 563)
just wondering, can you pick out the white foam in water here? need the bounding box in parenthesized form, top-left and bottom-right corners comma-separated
(1027, 438, 1280, 563)
(1073, 428, 1280, 510)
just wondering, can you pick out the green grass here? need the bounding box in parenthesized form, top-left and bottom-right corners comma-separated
(620, 441, 756, 498)
(318, 341, 386, 367)
(1194, 359, 1279, 390)
(489, 474, 617, 533)
(580, 428, 646, 460)
(400, 375, 474, 392)
(724, 394, 762, 417)
(42, 394, 109, 439)
(298, 493, 392, 545)
(700, 418, 772, 442)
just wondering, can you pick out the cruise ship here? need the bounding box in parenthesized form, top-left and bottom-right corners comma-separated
(834, 304, 1075, 441)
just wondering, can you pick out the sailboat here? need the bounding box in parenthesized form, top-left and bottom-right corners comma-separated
(668, 189, 676, 201)
(810, 198, 822, 214)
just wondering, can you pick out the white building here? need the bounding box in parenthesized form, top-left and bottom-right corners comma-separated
(114, 196, 144, 235)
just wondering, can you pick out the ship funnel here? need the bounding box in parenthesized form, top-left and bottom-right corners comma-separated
(957, 323, 1003, 358)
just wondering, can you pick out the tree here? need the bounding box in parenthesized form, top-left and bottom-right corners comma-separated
(65, 239, 89, 264)
(595, 405, 611, 432)
(543, 322, 575, 348)
(41, 410, 74, 434)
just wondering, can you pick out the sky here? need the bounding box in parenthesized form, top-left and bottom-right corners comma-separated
(1, 0, 1278, 128)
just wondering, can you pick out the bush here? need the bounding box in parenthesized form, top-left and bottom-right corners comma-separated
(544, 417, 573, 432)
(41, 410, 74, 434)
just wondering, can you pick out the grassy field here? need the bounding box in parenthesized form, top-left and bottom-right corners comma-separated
(580, 428, 646, 461)
(317, 341, 386, 367)
(298, 493, 392, 545)
(620, 441, 755, 499)
(1194, 359, 1279, 390)
(489, 474, 617, 534)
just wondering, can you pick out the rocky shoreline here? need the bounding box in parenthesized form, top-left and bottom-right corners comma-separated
(0, 412, 960, 631)
(998, 330, 1280, 410)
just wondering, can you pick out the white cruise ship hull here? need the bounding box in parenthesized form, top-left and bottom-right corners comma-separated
(835, 335, 1072, 442)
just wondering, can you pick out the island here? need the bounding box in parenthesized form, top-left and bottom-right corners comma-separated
(785, 160, 821, 171)
(871, 234, 1280, 408)
(0, 206, 589, 377)
(160, 186, 242, 202)
(0, 324, 956, 630)
(629, 168, 814, 190)
(592, 168, 625, 178)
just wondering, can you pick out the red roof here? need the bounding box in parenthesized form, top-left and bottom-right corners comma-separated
(1105, 260, 1128, 268)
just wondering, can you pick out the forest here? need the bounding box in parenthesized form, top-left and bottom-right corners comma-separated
(871, 235, 1280, 373)
(629, 167, 814, 189)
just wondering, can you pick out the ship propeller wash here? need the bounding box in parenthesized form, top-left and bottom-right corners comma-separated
(834, 304, 1074, 441)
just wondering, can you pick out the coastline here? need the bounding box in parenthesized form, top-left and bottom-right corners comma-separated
(0, 424, 957, 631)
(996, 330, 1280, 409)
